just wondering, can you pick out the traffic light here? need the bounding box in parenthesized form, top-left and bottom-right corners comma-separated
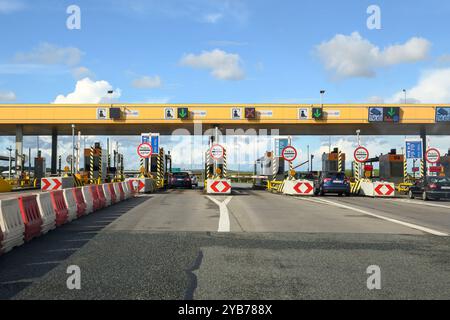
(245, 107, 256, 119)
(383, 107, 400, 122)
(177, 107, 189, 120)
(312, 108, 324, 120)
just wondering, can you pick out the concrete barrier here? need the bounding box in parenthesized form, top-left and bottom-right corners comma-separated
(63, 188, 78, 222)
(0, 198, 25, 254)
(81, 186, 94, 214)
(360, 180, 396, 198)
(282, 180, 314, 196)
(128, 178, 155, 193)
(36, 193, 57, 234)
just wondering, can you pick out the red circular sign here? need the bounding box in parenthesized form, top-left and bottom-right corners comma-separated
(425, 148, 440, 164)
(354, 146, 369, 163)
(210, 144, 225, 160)
(137, 143, 153, 158)
(282, 146, 298, 162)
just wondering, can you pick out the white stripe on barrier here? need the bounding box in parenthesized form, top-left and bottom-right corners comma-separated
(121, 182, 131, 199)
(63, 188, 78, 222)
(81, 186, 94, 214)
(0, 198, 25, 254)
(102, 184, 112, 207)
(113, 183, 123, 201)
(36, 193, 56, 234)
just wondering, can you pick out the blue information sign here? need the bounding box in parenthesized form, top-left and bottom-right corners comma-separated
(275, 138, 289, 157)
(406, 140, 422, 159)
(151, 134, 159, 154)
(436, 107, 450, 122)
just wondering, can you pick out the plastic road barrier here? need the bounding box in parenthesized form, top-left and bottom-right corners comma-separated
(206, 179, 232, 194)
(107, 184, 117, 204)
(81, 186, 94, 214)
(41, 177, 74, 191)
(282, 180, 314, 196)
(0, 198, 25, 254)
(127, 180, 137, 195)
(114, 183, 125, 201)
(360, 180, 396, 198)
(36, 193, 57, 234)
(63, 188, 78, 222)
(102, 184, 112, 207)
(88, 185, 102, 211)
(50, 190, 69, 227)
(18, 195, 43, 241)
(96, 185, 107, 208)
(73, 188, 87, 217)
(129, 178, 154, 193)
(121, 182, 131, 199)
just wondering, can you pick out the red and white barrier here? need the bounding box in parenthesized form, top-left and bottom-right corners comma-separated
(127, 178, 155, 193)
(114, 183, 125, 201)
(81, 186, 94, 214)
(107, 184, 117, 204)
(283, 180, 314, 196)
(18, 195, 44, 241)
(360, 181, 396, 198)
(206, 179, 232, 195)
(50, 191, 69, 227)
(89, 185, 102, 211)
(63, 188, 78, 222)
(36, 193, 57, 234)
(121, 182, 131, 199)
(102, 184, 112, 207)
(72, 188, 87, 217)
(96, 185, 107, 208)
(41, 177, 74, 191)
(0, 198, 25, 254)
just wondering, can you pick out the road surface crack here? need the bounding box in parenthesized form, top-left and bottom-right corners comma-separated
(184, 250, 204, 300)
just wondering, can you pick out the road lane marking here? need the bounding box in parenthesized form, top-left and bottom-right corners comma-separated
(206, 196, 232, 232)
(386, 198, 450, 210)
(295, 197, 448, 237)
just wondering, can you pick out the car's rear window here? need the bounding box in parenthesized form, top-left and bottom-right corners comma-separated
(173, 172, 189, 177)
(325, 173, 346, 180)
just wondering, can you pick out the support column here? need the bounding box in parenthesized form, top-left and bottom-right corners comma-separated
(420, 128, 427, 179)
(51, 127, 58, 175)
(15, 125, 23, 174)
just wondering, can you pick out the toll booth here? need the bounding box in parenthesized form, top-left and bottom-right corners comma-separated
(150, 148, 172, 188)
(322, 148, 346, 173)
(438, 149, 450, 177)
(379, 149, 404, 184)
(84, 143, 108, 182)
(253, 152, 285, 187)
(34, 151, 46, 184)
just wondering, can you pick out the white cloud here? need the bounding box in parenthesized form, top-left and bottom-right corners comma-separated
(389, 68, 450, 103)
(316, 32, 431, 79)
(367, 96, 385, 104)
(71, 66, 95, 80)
(203, 13, 223, 23)
(0, 90, 16, 101)
(132, 75, 162, 89)
(14, 43, 84, 66)
(0, 0, 24, 14)
(180, 49, 245, 81)
(53, 78, 121, 104)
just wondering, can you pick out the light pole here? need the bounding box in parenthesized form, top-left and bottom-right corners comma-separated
(403, 89, 407, 104)
(71, 124, 75, 175)
(320, 90, 326, 107)
(356, 129, 361, 146)
(7, 146, 12, 180)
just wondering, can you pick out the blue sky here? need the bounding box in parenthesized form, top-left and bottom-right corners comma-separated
(1, 0, 450, 171)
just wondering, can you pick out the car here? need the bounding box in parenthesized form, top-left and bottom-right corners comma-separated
(190, 174, 199, 188)
(314, 171, 351, 196)
(408, 176, 450, 201)
(169, 172, 192, 189)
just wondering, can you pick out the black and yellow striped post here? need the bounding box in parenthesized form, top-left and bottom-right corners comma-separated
(223, 148, 227, 178)
(338, 149, 343, 173)
(156, 148, 164, 188)
(120, 154, 124, 181)
(139, 158, 145, 178)
(89, 146, 94, 184)
(98, 148, 102, 185)
(403, 156, 408, 182)
(420, 159, 425, 178)
(272, 153, 277, 183)
(353, 161, 360, 181)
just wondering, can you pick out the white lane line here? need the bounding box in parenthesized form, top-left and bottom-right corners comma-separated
(387, 198, 450, 210)
(206, 196, 233, 232)
(295, 197, 448, 237)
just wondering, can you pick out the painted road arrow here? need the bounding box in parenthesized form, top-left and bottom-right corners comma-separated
(210, 181, 231, 193)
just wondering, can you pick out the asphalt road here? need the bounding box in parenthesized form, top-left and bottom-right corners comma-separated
(1, 186, 449, 300)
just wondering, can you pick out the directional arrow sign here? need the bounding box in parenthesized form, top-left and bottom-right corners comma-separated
(383, 107, 400, 122)
(293, 182, 314, 194)
(210, 181, 231, 193)
(178, 107, 189, 119)
(374, 184, 395, 196)
(41, 178, 63, 191)
(312, 108, 323, 120)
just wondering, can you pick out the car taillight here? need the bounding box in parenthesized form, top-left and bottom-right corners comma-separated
(185, 178, 190, 182)
(324, 178, 332, 183)
(344, 178, 349, 184)
(429, 183, 438, 190)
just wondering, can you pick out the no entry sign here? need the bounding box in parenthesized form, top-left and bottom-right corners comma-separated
(210, 144, 225, 160)
(425, 148, 440, 164)
(282, 146, 297, 162)
(137, 143, 153, 158)
(354, 146, 369, 163)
